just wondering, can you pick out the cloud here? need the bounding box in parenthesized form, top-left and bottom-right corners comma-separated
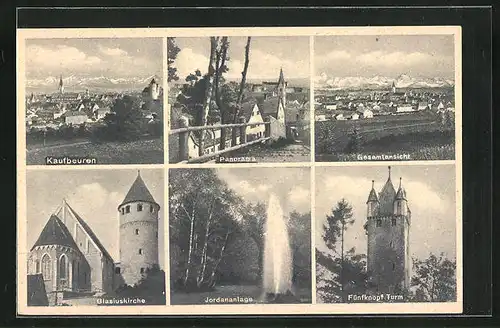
(288, 186, 311, 210)
(98, 46, 128, 56)
(26, 44, 102, 69)
(174, 47, 309, 81)
(174, 47, 210, 80)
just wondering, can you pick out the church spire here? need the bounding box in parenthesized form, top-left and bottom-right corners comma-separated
(388, 166, 392, 180)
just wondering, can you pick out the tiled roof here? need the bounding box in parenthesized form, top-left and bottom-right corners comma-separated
(31, 215, 79, 251)
(119, 172, 158, 208)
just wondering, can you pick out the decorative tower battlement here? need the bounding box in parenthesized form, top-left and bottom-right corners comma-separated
(365, 166, 411, 294)
(117, 171, 160, 286)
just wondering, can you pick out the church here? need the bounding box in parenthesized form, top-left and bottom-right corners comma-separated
(27, 171, 161, 306)
(364, 166, 412, 294)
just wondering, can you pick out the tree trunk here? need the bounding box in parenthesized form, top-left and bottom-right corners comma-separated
(207, 230, 231, 288)
(182, 205, 196, 287)
(215, 37, 229, 151)
(340, 219, 345, 301)
(231, 37, 252, 146)
(199, 36, 218, 156)
(197, 199, 216, 287)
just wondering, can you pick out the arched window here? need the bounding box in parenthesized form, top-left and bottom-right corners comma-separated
(149, 205, 154, 213)
(59, 254, 67, 279)
(137, 204, 143, 212)
(41, 254, 51, 280)
(125, 205, 130, 213)
(135, 229, 139, 235)
(138, 248, 143, 255)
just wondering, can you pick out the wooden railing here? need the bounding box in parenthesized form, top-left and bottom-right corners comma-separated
(169, 116, 272, 163)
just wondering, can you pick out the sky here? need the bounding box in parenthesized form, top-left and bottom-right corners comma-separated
(171, 36, 310, 82)
(315, 35, 455, 79)
(25, 38, 163, 79)
(215, 167, 311, 215)
(315, 164, 457, 261)
(26, 169, 165, 268)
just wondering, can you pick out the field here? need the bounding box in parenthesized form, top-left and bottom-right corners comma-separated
(26, 137, 164, 165)
(315, 111, 455, 161)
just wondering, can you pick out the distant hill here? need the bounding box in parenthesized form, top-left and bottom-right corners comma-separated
(315, 73, 454, 90)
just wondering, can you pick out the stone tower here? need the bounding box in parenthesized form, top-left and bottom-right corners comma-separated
(391, 81, 396, 94)
(59, 75, 64, 94)
(365, 166, 411, 294)
(117, 171, 160, 286)
(149, 78, 159, 101)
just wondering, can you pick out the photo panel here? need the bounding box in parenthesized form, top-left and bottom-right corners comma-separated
(315, 164, 459, 305)
(168, 167, 312, 304)
(167, 36, 311, 164)
(24, 168, 166, 307)
(23, 37, 164, 165)
(314, 34, 458, 162)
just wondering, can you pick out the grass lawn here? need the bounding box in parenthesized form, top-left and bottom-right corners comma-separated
(171, 284, 312, 305)
(27, 137, 164, 165)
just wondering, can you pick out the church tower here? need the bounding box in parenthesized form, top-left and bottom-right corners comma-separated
(365, 166, 411, 294)
(277, 68, 287, 107)
(391, 81, 396, 94)
(149, 78, 159, 101)
(58, 75, 64, 94)
(117, 171, 160, 286)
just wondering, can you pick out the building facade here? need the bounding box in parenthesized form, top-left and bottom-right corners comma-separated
(364, 167, 411, 294)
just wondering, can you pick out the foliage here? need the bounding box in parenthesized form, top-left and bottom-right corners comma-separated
(114, 264, 166, 305)
(94, 95, 145, 141)
(26, 123, 90, 145)
(409, 253, 456, 302)
(344, 126, 363, 153)
(288, 211, 312, 288)
(167, 38, 181, 82)
(317, 198, 366, 303)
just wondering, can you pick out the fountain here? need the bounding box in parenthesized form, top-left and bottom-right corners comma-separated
(262, 194, 296, 303)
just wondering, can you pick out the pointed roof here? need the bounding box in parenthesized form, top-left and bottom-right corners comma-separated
(367, 180, 379, 203)
(378, 166, 397, 215)
(395, 177, 407, 200)
(59, 75, 63, 86)
(119, 171, 158, 208)
(61, 200, 114, 261)
(277, 68, 285, 85)
(31, 214, 79, 251)
(150, 77, 157, 85)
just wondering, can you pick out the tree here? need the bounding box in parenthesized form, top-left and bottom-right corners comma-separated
(114, 264, 166, 305)
(410, 253, 456, 302)
(167, 38, 181, 82)
(288, 211, 312, 288)
(98, 95, 144, 141)
(317, 198, 366, 303)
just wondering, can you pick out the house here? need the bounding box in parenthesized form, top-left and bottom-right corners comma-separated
(239, 102, 266, 139)
(325, 104, 337, 110)
(95, 108, 111, 121)
(418, 102, 429, 111)
(335, 113, 345, 120)
(350, 113, 360, 120)
(315, 114, 327, 121)
(437, 102, 445, 110)
(64, 111, 88, 125)
(396, 104, 414, 113)
(360, 108, 374, 118)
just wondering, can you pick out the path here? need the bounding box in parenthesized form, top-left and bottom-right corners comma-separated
(27, 140, 91, 152)
(227, 142, 311, 163)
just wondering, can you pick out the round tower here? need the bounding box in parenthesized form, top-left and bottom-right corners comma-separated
(118, 171, 160, 286)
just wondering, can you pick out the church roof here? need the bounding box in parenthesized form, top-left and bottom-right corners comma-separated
(277, 68, 285, 85)
(119, 172, 158, 208)
(378, 167, 397, 215)
(62, 201, 114, 261)
(31, 214, 79, 251)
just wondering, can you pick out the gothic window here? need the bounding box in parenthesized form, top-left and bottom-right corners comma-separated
(135, 229, 139, 235)
(137, 204, 143, 212)
(59, 255, 67, 280)
(150, 205, 154, 213)
(41, 254, 51, 280)
(392, 218, 397, 226)
(376, 219, 382, 227)
(125, 205, 130, 213)
(138, 249, 143, 255)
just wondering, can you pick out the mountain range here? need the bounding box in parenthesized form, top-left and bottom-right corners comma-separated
(26, 74, 162, 93)
(315, 73, 454, 90)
